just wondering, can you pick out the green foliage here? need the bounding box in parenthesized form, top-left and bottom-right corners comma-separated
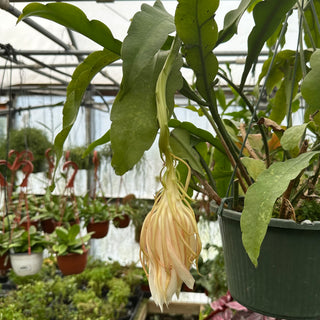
(83, 131, 110, 158)
(301, 49, 320, 126)
(0, 127, 52, 172)
(1, 258, 141, 320)
(18, 3, 121, 54)
(129, 198, 153, 228)
(51, 224, 91, 255)
(280, 123, 309, 156)
(110, 0, 181, 175)
(241, 151, 320, 266)
(66, 146, 94, 170)
(295, 198, 320, 223)
(9, 226, 51, 254)
(169, 127, 204, 174)
(258, 50, 307, 124)
(240, 0, 297, 89)
(175, 0, 219, 103)
(191, 244, 227, 299)
(304, 0, 320, 48)
(120, 0, 175, 91)
(76, 262, 118, 296)
(169, 119, 224, 153)
(241, 157, 266, 181)
(216, 0, 256, 46)
(17, 0, 320, 271)
(79, 195, 110, 225)
(0, 229, 24, 256)
(37, 190, 77, 223)
(17, 3, 122, 185)
(107, 278, 131, 312)
(0, 304, 26, 320)
(211, 148, 233, 197)
(53, 50, 119, 182)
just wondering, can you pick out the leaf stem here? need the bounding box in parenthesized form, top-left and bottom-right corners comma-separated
(217, 71, 270, 167)
(156, 36, 182, 161)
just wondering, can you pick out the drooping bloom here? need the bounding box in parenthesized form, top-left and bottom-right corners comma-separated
(140, 36, 201, 310)
(139, 159, 202, 310)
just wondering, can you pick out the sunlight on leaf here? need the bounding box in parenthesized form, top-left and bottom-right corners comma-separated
(280, 123, 308, 153)
(241, 157, 266, 181)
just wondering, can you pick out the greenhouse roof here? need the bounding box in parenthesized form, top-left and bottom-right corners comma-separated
(0, 0, 299, 98)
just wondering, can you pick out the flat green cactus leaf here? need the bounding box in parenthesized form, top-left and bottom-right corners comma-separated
(241, 151, 320, 267)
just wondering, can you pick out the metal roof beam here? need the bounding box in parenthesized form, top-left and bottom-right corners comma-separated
(21, 54, 72, 78)
(3, 4, 72, 51)
(8, 0, 115, 2)
(0, 54, 69, 84)
(0, 49, 270, 56)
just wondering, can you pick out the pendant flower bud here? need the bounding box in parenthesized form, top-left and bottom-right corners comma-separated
(140, 160, 202, 310)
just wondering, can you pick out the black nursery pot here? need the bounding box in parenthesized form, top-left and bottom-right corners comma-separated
(219, 206, 320, 320)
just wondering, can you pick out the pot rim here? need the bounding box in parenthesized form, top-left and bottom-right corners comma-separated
(57, 249, 88, 258)
(221, 207, 320, 230)
(9, 251, 43, 257)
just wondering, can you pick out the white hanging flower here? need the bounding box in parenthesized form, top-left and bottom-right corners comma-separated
(140, 160, 202, 310)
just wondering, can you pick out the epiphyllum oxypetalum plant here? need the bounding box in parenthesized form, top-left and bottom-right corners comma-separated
(140, 37, 202, 310)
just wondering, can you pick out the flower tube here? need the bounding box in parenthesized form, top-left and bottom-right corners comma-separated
(139, 36, 202, 310)
(140, 158, 202, 310)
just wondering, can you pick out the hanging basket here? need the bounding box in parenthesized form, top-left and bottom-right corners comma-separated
(0, 253, 11, 271)
(10, 252, 43, 276)
(57, 250, 88, 276)
(19, 220, 39, 231)
(113, 214, 130, 228)
(86, 221, 109, 239)
(219, 204, 320, 320)
(41, 218, 59, 234)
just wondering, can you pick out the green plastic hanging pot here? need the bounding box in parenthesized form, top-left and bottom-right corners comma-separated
(219, 204, 320, 320)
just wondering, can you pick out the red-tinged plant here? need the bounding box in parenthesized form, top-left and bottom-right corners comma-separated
(204, 291, 278, 320)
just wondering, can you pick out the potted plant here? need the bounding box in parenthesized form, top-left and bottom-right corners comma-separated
(65, 146, 94, 170)
(0, 127, 52, 173)
(9, 226, 51, 276)
(38, 190, 77, 233)
(37, 189, 61, 233)
(190, 244, 227, 299)
(51, 224, 92, 275)
(18, 0, 320, 317)
(15, 194, 40, 231)
(0, 229, 24, 273)
(79, 194, 110, 239)
(7, 192, 39, 231)
(110, 203, 132, 229)
(128, 198, 153, 242)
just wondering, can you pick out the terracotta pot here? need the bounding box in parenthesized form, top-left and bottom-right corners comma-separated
(10, 252, 43, 276)
(19, 220, 38, 230)
(41, 219, 59, 234)
(86, 221, 109, 239)
(113, 214, 130, 228)
(181, 283, 194, 292)
(0, 253, 11, 271)
(57, 250, 88, 276)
